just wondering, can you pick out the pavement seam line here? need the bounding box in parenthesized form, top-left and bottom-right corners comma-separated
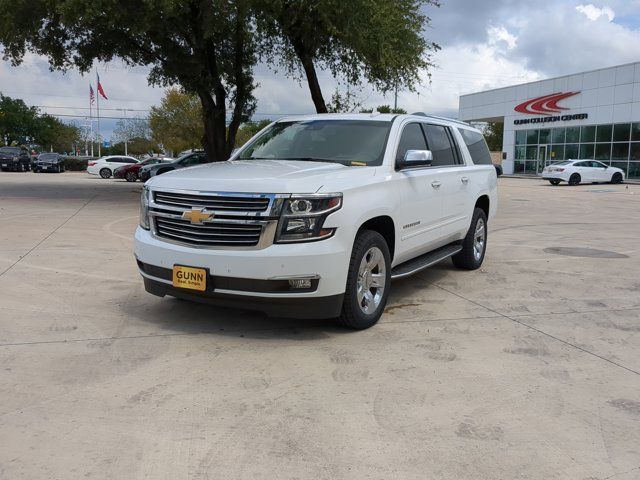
(0, 194, 98, 278)
(424, 277, 640, 377)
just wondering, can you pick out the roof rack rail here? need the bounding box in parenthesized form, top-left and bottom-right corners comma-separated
(409, 112, 470, 126)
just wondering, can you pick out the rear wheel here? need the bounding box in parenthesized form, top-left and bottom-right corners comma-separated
(125, 171, 137, 182)
(338, 230, 391, 330)
(568, 173, 581, 186)
(452, 208, 488, 270)
(549, 179, 561, 185)
(99, 168, 112, 179)
(610, 172, 623, 184)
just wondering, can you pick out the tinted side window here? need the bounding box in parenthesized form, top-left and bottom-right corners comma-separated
(574, 161, 588, 167)
(196, 154, 208, 164)
(125, 158, 138, 164)
(424, 125, 457, 166)
(396, 123, 427, 163)
(111, 157, 125, 163)
(458, 128, 492, 165)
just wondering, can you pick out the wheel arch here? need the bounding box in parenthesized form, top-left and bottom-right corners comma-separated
(357, 215, 396, 262)
(475, 195, 490, 218)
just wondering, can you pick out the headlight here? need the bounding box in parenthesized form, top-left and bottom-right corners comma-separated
(276, 193, 342, 243)
(139, 186, 150, 230)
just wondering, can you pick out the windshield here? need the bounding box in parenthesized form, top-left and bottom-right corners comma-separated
(0, 147, 22, 155)
(237, 120, 392, 166)
(38, 153, 59, 160)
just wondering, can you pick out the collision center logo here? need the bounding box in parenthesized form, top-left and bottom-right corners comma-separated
(513, 91, 587, 125)
(514, 92, 579, 115)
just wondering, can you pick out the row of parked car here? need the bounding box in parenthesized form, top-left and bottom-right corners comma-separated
(87, 151, 208, 182)
(0, 146, 67, 172)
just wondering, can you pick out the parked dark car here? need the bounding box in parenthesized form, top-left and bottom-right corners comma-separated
(138, 151, 208, 182)
(114, 156, 173, 182)
(0, 146, 31, 172)
(33, 153, 66, 173)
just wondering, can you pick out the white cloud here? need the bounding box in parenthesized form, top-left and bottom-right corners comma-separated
(576, 4, 615, 21)
(488, 26, 518, 50)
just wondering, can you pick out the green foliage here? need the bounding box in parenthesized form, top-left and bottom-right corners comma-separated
(483, 122, 504, 151)
(234, 119, 272, 147)
(256, 0, 440, 112)
(361, 105, 407, 114)
(61, 157, 89, 171)
(0, 0, 257, 161)
(149, 89, 204, 155)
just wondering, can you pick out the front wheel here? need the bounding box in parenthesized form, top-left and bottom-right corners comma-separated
(568, 173, 581, 186)
(549, 179, 561, 186)
(452, 208, 488, 270)
(610, 172, 623, 184)
(338, 230, 391, 329)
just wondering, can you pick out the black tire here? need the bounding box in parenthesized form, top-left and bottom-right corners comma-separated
(338, 230, 391, 330)
(610, 172, 623, 184)
(452, 208, 488, 270)
(568, 173, 581, 186)
(549, 179, 561, 186)
(99, 168, 112, 179)
(125, 171, 137, 182)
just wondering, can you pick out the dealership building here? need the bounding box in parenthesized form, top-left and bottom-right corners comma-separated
(458, 61, 640, 179)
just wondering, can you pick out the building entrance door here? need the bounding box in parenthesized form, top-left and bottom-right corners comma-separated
(537, 145, 548, 174)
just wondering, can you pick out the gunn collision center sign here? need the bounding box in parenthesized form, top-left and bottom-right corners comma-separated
(513, 91, 588, 125)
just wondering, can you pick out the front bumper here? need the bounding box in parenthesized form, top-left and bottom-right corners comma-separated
(134, 226, 351, 316)
(113, 169, 126, 179)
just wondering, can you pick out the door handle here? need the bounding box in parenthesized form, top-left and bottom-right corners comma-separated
(431, 181, 441, 189)
(461, 176, 469, 184)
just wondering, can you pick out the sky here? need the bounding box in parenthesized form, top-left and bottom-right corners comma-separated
(0, 0, 639, 141)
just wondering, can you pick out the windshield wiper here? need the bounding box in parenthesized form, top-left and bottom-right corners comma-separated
(279, 157, 348, 165)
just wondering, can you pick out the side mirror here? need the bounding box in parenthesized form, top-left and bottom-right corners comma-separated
(400, 149, 433, 169)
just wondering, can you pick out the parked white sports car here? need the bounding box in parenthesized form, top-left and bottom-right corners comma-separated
(541, 160, 625, 186)
(87, 155, 140, 178)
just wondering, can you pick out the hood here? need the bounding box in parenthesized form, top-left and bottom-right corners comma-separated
(147, 159, 377, 193)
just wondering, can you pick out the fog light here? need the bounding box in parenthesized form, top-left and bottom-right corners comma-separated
(289, 279, 312, 289)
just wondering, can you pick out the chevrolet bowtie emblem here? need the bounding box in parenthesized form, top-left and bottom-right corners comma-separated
(182, 208, 213, 224)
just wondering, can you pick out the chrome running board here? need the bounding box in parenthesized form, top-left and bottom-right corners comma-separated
(391, 243, 462, 280)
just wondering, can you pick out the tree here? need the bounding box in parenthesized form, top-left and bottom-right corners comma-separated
(234, 119, 272, 147)
(483, 122, 504, 151)
(0, 93, 39, 145)
(149, 89, 204, 155)
(360, 105, 407, 114)
(0, 0, 257, 162)
(112, 118, 151, 145)
(33, 115, 82, 153)
(256, 0, 440, 113)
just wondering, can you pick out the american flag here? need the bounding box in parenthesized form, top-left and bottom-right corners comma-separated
(89, 84, 95, 105)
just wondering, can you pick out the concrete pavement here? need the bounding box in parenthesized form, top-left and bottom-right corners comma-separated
(1, 173, 639, 479)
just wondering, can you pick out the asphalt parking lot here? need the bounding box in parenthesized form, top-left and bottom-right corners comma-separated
(1, 172, 639, 479)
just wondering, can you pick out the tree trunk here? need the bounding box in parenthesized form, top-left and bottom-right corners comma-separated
(299, 54, 327, 113)
(197, 90, 227, 162)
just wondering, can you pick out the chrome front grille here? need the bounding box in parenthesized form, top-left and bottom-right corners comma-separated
(154, 191, 270, 212)
(149, 189, 286, 249)
(155, 216, 263, 247)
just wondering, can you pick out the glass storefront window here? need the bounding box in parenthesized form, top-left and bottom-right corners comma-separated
(610, 161, 629, 176)
(579, 143, 595, 159)
(565, 144, 579, 160)
(595, 143, 611, 161)
(551, 128, 565, 143)
(613, 123, 631, 142)
(596, 125, 612, 142)
(515, 146, 526, 160)
(581, 126, 596, 142)
(630, 143, 640, 161)
(524, 161, 537, 174)
(631, 124, 640, 142)
(526, 129, 539, 144)
(538, 129, 550, 144)
(628, 162, 640, 179)
(515, 130, 527, 145)
(611, 143, 629, 160)
(566, 127, 580, 143)
(525, 146, 537, 159)
(549, 144, 564, 161)
(513, 161, 525, 173)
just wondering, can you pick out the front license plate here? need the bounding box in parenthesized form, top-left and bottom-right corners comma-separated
(172, 265, 207, 291)
(1, 164, 6, 167)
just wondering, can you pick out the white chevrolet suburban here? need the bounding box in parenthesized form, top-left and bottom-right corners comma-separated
(135, 113, 497, 329)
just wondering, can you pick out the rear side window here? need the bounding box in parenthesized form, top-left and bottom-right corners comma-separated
(458, 128, 492, 165)
(396, 123, 428, 162)
(423, 124, 458, 166)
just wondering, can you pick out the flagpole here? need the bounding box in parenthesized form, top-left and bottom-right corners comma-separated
(89, 84, 94, 157)
(97, 70, 101, 158)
